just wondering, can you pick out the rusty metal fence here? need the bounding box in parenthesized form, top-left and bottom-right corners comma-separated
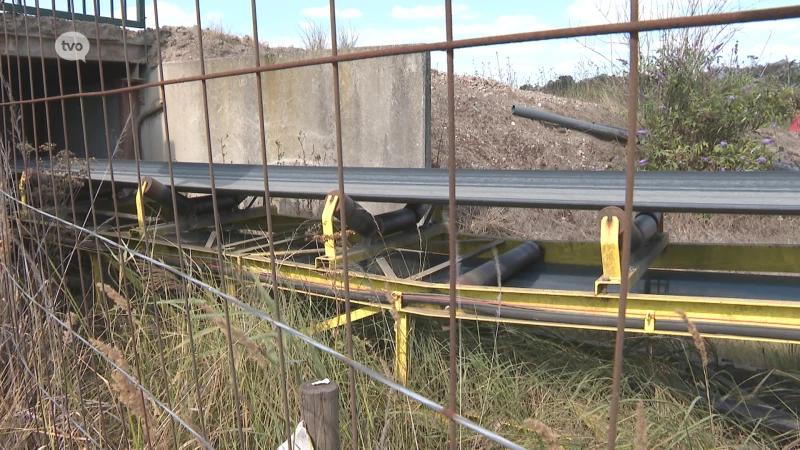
(1, 1, 799, 449)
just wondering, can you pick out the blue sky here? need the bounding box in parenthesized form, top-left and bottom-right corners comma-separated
(100, 0, 800, 84)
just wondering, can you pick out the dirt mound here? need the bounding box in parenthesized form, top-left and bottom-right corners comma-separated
(152, 25, 306, 65)
(430, 69, 626, 171)
(427, 69, 800, 244)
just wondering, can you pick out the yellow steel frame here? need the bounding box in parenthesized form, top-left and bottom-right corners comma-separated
(307, 305, 383, 334)
(37, 178, 800, 384)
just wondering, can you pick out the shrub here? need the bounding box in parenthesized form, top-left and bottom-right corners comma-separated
(636, 40, 796, 171)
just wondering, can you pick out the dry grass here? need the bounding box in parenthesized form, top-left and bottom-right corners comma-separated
(523, 417, 565, 450)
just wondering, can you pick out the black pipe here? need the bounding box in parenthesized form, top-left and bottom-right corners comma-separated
(456, 241, 542, 286)
(511, 104, 629, 143)
(191, 194, 242, 215)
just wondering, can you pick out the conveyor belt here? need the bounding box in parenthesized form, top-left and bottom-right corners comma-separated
(19, 158, 800, 214)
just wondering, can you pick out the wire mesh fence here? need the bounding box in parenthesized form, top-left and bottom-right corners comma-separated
(1, 0, 799, 449)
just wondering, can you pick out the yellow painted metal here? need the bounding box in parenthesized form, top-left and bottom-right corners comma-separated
(18, 170, 28, 207)
(136, 179, 148, 231)
(596, 215, 621, 295)
(595, 212, 669, 295)
(393, 291, 409, 385)
(319, 194, 339, 264)
(401, 305, 798, 345)
(308, 305, 382, 334)
(644, 311, 655, 333)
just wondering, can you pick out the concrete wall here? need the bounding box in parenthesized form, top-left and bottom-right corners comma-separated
(140, 48, 431, 216)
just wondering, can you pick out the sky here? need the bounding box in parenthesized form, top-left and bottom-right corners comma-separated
(59, 0, 800, 85)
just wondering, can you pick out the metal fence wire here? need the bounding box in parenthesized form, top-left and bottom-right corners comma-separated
(1, 0, 800, 449)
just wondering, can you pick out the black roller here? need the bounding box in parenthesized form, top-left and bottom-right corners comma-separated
(141, 176, 193, 215)
(628, 211, 661, 252)
(332, 191, 380, 237)
(375, 208, 418, 235)
(191, 195, 243, 215)
(403, 204, 430, 222)
(457, 241, 542, 286)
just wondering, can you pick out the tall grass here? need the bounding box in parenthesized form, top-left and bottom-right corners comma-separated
(2, 233, 797, 449)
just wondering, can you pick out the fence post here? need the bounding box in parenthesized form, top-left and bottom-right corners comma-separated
(299, 379, 340, 450)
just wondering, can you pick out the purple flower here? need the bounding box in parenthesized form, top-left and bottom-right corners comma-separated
(762, 138, 774, 145)
(711, 43, 723, 54)
(659, 105, 668, 110)
(638, 158, 648, 167)
(720, 141, 727, 147)
(757, 156, 766, 164)
(771, 122, 777, 128)
(720, 167, 726, 171)
(729, 95, 735, 100)
(637, 129, 648, 135)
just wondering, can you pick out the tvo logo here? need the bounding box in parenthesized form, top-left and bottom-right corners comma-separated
(55, 31, 90, 62)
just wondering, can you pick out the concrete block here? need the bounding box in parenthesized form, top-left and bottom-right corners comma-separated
(145, 47, 431, 217)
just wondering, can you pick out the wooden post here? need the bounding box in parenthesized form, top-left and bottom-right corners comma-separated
(299, 379, 340, 450)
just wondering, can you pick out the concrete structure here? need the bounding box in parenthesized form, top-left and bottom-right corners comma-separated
(139, 48, 432, 215)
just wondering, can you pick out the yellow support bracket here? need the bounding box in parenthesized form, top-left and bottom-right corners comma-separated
(306, 305, 382, 334)
(595, 209, 669, 296)
(135, 179, 149, 231)
(315, 193, 339, 268)
(644, 311, 656, 332)
(393, 291, 409, 385)
(596, 215, 621, 292)
(18, 171, 29, 218)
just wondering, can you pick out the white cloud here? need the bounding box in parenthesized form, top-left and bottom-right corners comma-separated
(301, 6, 363, 19)
(391, 4, 470, 20)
